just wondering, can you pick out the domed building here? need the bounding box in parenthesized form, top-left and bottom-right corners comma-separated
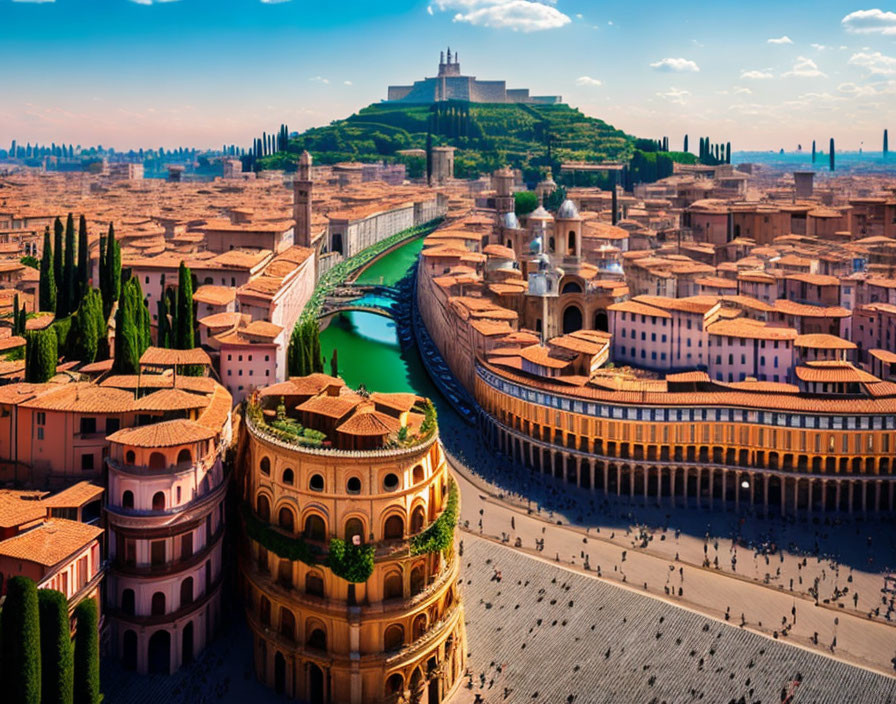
(238, 374, 465, 704)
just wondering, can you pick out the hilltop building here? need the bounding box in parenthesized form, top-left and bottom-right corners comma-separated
(387, 48, 561, 104)
(239, 374, 465, 703)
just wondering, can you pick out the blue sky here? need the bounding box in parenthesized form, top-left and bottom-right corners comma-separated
(1, 0, 895, 151)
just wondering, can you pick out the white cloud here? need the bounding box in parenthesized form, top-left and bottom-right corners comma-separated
(767, 35, 793, 44)
(838, 81, 881, 96)
(811, 43, 827, 50)
(128, 0, 181, 4)
(649, 57, 700, 73)
(656, 87, 690, 104)
(11, 0, 56, 3)
(733, 86, 753, 95)
(842, 8, 896, 35)
(260, 0, 292, 3)
(310, 76, 330, 84)
(575, 75, 602, 87)
(343, 80, 353, 86)
(430, 0, 571, 32)
(848, 50, 896, 75)
(740, 69, 775, 79)
(782, 56, 826, 78)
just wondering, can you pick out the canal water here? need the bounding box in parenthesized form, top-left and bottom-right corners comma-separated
(319, 237, 439, 398)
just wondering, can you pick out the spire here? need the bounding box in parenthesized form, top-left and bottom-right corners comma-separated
(447, 46, 452, 64)
(440, 50, 444, 64)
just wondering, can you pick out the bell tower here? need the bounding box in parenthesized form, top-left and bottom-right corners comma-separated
(293, 150, 313, 248)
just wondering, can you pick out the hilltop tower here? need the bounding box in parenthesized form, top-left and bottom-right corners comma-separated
(293, 151, 313, 248)
(240, 375, 465, 704)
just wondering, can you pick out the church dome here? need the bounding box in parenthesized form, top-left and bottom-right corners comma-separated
(528, 205, 553, 221)
(556, 199, 581, 220)
(502, 211, 521, 229)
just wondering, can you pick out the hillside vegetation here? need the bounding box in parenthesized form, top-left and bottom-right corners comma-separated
(258, 101, 634, 182)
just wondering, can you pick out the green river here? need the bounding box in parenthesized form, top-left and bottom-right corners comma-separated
(319, 237, 438, 397)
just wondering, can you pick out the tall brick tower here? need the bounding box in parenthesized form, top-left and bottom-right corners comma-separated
(293, 150, 313, 248)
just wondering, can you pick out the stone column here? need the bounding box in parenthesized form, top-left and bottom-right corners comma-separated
(589, 460, 595, 492)
(793, 477, 799, 515)
(807, 480, 813, 516)
(763, 474, 769, 517)
(695, 468, 701, 509)
(669, 468, 676, 509)
(835, 480, 841, 513)
(721, 469, 727, 508)
(616, 465, 621, 497)
(707, 468, 714, 510)
(848, 481, 854, 514)
(629, 466, 635, 500)
(734, 470, 740, 512)
(576, 457, 582, 488)
(780, 477, 787, 518)
(875, 480, 881, 513)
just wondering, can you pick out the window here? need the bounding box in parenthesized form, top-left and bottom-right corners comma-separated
(382, 473, 399, 492)
(309, 474, 324, 492)
(81, 454, 94, 471)
(80, 417, 97, 435)
(36, 412, 45, 425)
(37, 427, 44, 440)
(346, 477, 361, 494)
(106, 418, 120, 434)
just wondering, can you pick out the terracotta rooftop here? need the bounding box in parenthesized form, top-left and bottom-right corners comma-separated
(107, 418, 217, 447)
(0, 490, 48, 529)
(772, 299, 851, 318)
(297, 394, 361, 419)
(40, 481, 104, 508)
(0, 519, 102, 568)
(707, 319, 797, 341)
(794, 334, 856, 350)
(140, 346, 212, 367)
(795, 361, 879, 384)
(134, 388, 210, 412)
(335, 409, 401, 436)
(193, 285, 236, 306)
(21, 383, 135, 413)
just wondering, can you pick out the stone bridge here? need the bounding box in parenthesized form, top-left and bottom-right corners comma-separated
(318, 283, 401, 319)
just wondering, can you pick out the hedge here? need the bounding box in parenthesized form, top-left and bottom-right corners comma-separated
(326, 538, 376, 584)
(39, 589, 74, 704)
(0, 576, 42, 704)
(410, 479, 458, 555)
(72, 598, 101, 704)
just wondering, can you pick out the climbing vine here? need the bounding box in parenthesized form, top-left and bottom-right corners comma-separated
(410, 479, 458, 555)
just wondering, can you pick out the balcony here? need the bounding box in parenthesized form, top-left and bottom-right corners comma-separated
(112, 525, 224, 578)
(109, 573, 223, 627)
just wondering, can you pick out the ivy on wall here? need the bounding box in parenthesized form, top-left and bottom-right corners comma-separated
(410, 479, 458, 556)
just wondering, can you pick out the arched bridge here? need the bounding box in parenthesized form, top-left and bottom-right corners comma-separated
(319, 283, 401, 319)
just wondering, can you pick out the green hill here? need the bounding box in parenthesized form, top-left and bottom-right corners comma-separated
(257, 101, 635, 182)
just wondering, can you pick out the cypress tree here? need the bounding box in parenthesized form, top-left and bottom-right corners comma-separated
(62, 213, 76, 317)
(100, 223, 121, 320)
(885, 129, 889, 158)
(683, 134, 688, 153)
(812, 140, 816, 163)
(53, 217, 64, 303)
(38, 589, 74, 704)
(425, 131, 433, 186)
(175, 261, 195, 349)
(310, 319, 323, 373)
(13, 293, 22, 335)
(0, 576, 41, 704)
(72, 598, 101, 704)
(726, 142, 731, 164)
(156, 296, 171, 349)
(40, 226, 57, 313)
(829, 137, 835, 171)
(77, 214, 89, 296)
(25, 328, 58, 382)
(112, 276, 149, 374)
(72, 288, 104, 364)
